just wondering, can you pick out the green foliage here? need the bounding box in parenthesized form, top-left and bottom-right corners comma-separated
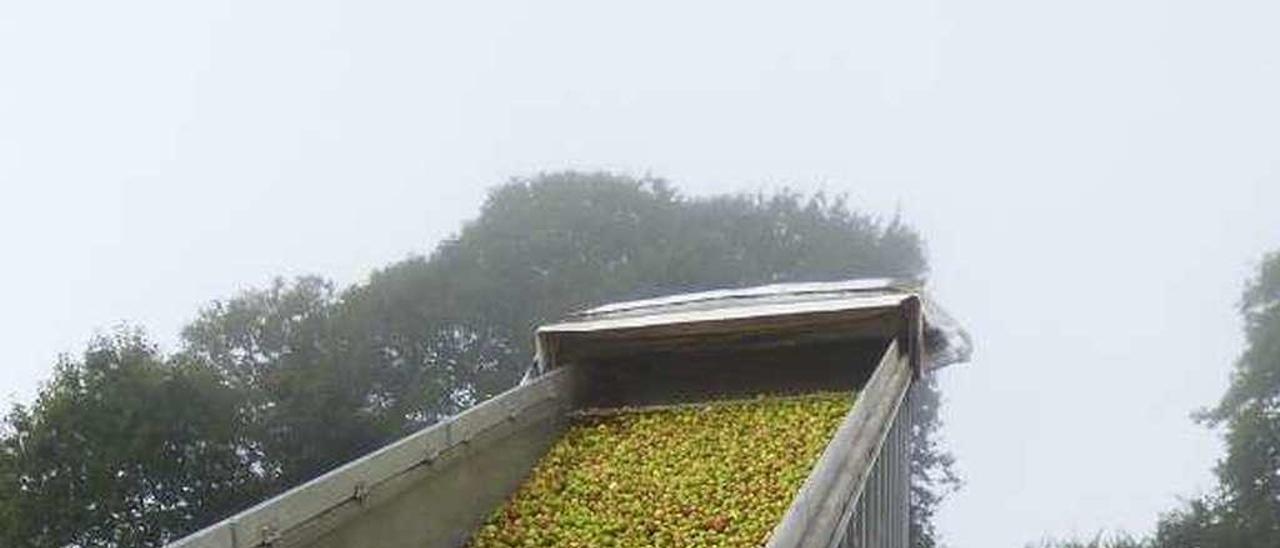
(1153, 251, 1280, 548)
(1206, 251, 1280, 537)
(359, 172, 926, 403)
(178, 277, 394, 488)
(1027, 251, 1280, 548)
(909, 377, 960, 548)
(0, 171, 948, 546)
(0, 328, 262, 547)
(1152, 495, 1250, 548)
(1026, 533, 1151, 548)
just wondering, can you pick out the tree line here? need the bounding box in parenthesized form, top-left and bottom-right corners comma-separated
(0, 172, 955, 547)
(1036, 252, 1280, 548)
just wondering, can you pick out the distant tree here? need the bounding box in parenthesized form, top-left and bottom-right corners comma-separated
(359, 173, 926, 398)
(178, 276, 393, 488)
(908, 377, 960, 547)
(1201, 251, 1280, 540)
(1026, 533, 1151, 548)
(0, 423, 19, 542)
(0, 329, 260, 547)
(1153, 495, 1245, 548)
(1155, 251, 1280, 548)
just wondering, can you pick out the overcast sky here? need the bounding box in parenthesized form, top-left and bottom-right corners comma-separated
(2, 1, 1278, 546)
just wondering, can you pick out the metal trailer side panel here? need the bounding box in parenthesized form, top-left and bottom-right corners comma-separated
(767, 339, 913, 548)
(304, 399, 565, 548)
(166, 369, 574, 548)
(835, 384, 911, 548)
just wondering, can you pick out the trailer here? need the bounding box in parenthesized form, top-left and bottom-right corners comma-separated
(169, 279, 970, 548)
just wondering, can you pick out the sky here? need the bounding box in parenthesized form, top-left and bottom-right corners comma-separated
(2, 0, 1278, 546)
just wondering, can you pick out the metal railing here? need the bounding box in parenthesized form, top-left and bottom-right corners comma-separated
(835, 381, 912, 548)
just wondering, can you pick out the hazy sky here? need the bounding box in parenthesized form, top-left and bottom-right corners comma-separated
(2, 1, 1277, 546)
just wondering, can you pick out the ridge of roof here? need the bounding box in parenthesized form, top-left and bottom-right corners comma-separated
(568, 278, 922, 321)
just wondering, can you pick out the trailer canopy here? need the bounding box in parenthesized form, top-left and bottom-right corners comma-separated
(535, 278, 971, 375)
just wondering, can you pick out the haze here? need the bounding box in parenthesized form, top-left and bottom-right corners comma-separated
(2, 1, 1277, 546)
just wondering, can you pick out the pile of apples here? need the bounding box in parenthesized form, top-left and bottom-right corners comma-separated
(469, 392, 853, 548)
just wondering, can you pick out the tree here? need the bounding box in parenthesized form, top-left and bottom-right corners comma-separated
(1026, 533, 1151, 548)
(178, 277, 394, 489)
(1204, 251, 1280, 540)
(1155, 251, 1280, 548)
(358, 173, 927, 398)
(909, 377, 961, 548)
(0, 328, 260, 547)
(354, 171, 950, 546)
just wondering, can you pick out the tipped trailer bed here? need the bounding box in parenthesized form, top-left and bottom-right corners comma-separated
(169, 279, 970, 548)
